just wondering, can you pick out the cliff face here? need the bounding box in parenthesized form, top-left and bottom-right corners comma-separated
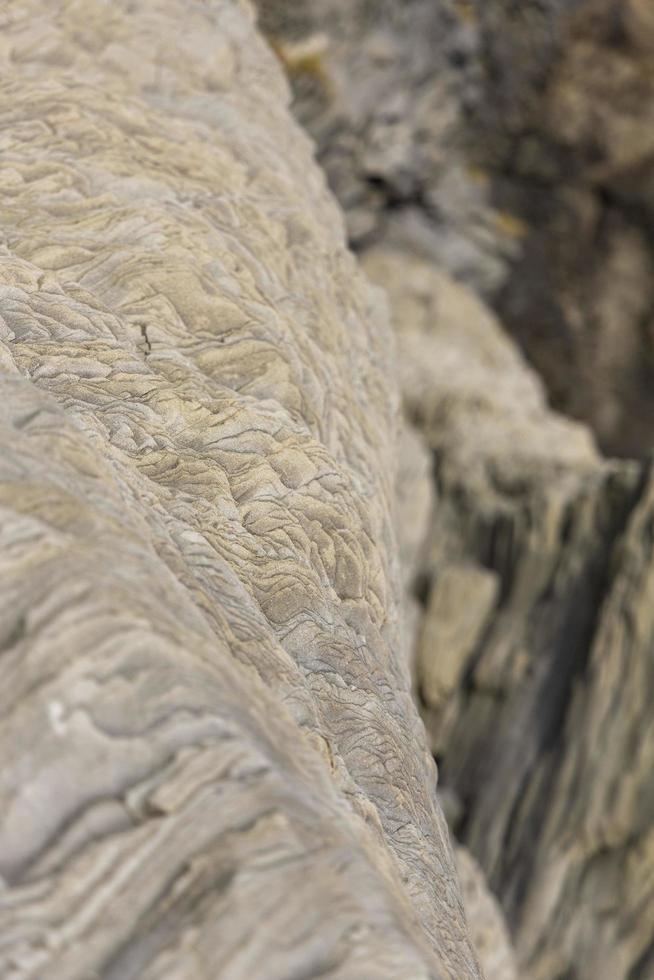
(4, 2, 653, 977)
(261, 2, 654, 978)
(0, 3, 480, 977)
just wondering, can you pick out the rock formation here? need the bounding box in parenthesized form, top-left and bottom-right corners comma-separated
(0, 2, 481, 977)
(258, 0, 513, 292)
(364, 248, 654, 980)
(262, 2, 654, 976)
(4, 1, 654, 977)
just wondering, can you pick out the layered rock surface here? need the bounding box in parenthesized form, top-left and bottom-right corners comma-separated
(0, 2, 480, 978)
(261, 2, 654, 975)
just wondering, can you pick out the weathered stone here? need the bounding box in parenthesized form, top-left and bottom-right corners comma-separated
(0, 3, 480, 977)
(262, 0, 654, 972)
(418, 565, 499, 735)
(364, 245, 654, 980)
(261, 0, 654, 458)
(470, 0, 654, 457)
(259, 0, 513, 293)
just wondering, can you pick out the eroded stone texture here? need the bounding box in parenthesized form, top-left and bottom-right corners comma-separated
(258, 0, 654, 971)
(364, 247, 654, 980)
(0, 3, 480, 977)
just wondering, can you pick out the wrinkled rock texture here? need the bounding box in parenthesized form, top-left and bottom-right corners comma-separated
(0, 2, 482, 978)
(263, 2, 654, 977)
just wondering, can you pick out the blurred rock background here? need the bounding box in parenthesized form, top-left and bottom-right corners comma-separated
(257, 1, 654, 977)
(259, 0, 654, 458)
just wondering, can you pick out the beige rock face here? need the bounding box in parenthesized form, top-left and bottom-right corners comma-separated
(0, 3, 480, 978)
(625, 0, 654, 50)
(365, 246, 654, 980)
(418, 566, 499, 753)
(256, 0, 654, 970)
(419, 566, 498, 706)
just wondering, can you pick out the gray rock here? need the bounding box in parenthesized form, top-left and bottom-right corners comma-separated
(364, 246, 654, 980)
(468, 0, 654, 456)
(0, 3, 480, 978)
(259, 0, 514, 292)
(260, 0, 654, 457)
(262, 0, 654, 970)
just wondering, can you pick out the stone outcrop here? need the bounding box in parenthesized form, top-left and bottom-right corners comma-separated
(261, 2, 654, 973)
(0, 3, 480, 978)
(365, 247, 654, 980)
(5, 1, 653, 977)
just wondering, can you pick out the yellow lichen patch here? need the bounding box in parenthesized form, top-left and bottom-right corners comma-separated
(267, 34, 332, 94)
(454, 0, 477, 25)
(493, 209, 529, 239)
(467, 165, 490, 187)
